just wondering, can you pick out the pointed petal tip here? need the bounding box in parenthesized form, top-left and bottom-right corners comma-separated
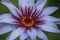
(41, 25, 60, 33)
(41, 6, 59, 16)
(51, 6, 59, 12)
(37, 0, 47, 11)
(55, 30, 60, 33)
(1, 2, 6, 3)
(2, 0, 11, 3)
(56, 30, 60, 33)
(1, 2, 4, 4)
(1, 2, 20, 18)
(37, 30, 48, 40)
(54, 20, 60, 24)
(1, 2, 8, 5)
(53, 6, 59, 10)
(0, 25, 15, 35)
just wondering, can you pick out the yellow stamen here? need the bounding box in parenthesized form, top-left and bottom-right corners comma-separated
(21, 17, 34, 27)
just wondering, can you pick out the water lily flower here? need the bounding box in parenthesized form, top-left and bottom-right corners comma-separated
(0, 0, 60, 40)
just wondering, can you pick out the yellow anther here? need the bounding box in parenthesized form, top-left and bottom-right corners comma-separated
(21, 17, 34, 27)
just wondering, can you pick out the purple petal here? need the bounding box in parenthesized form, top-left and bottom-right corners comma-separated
(37, 30, 48, 40)
(6, 28, 25, 40)
(0, 13, 16, 24)
(18, 0, 34, 9)
(37, 0, 47, 11)
(27, 28, 36, 40)
(54, 21, 60, 24)
(41, 25, 60, 33)
(41, 16, 60, 22)
(20, 32, 28, 40)
(2, 0, 11, 3)
(0, 24, 15, 35)
(41, 7, 58, 15)
(1, 2, 20, 17)
(44, 21, 59, 29)
(35, 0, 42, 6)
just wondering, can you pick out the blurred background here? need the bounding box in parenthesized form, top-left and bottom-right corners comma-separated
(0, 0, 60, 40)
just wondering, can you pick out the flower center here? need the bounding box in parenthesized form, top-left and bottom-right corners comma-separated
(12, 7, 45, 29)
(21, 16, 34, 27)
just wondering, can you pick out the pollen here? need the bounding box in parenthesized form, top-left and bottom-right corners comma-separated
(21, 16, 34, 27)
